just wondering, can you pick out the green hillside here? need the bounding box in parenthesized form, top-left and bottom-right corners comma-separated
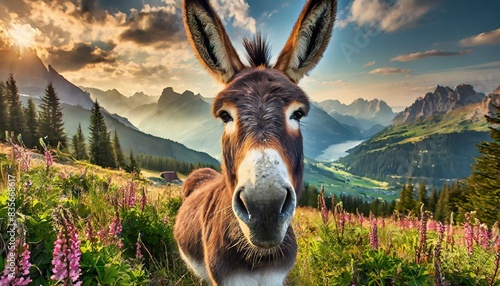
(304, 159, 397, 201)
(339, 103, 492, 183)
(20, 96, 219, 166)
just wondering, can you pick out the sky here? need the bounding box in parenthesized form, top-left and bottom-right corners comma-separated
(0, 0, 499, 107)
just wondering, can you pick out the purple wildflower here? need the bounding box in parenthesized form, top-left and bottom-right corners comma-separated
(1, 240, 31, 286)
(136, 242, 143, 260)
(416, 209, 429, 264)
(464, 212, 473, 254)
(44, 150, 53, 167)
(434, 222, 446, 286)
(369, 216, 379, 250)
(318, 186, 329, 225)
(479, 223, 490, 249)
(51, 221, 82, 286)
(140, 187, 147, 212)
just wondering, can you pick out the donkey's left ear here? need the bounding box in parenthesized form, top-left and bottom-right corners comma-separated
(183, 0, 245, 84)
(274, 0, 337, 84)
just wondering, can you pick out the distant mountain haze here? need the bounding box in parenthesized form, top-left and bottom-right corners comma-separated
(2, 48, 218, 166)
(0, 48, 94, 108)
(318, 98, 396, 129)
(340, 84, 500, 183)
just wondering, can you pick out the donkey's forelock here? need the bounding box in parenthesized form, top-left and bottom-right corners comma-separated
(176, 0, 337, 284)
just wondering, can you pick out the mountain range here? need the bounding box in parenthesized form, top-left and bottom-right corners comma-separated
(1, 48, 218, 166)
(392, 84, 485, 125)
(340, 84, 500, 184)
(86, 86, 365, 159)
(0, 48, 94, 108)
(318, 98, 396, 136)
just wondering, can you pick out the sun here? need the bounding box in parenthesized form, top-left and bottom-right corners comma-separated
(7, 23, 38, 49)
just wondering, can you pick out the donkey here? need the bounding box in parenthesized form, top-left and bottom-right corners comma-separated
(174, 0, 337, 284)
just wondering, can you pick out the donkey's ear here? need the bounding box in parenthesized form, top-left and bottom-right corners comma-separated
(183, 0, 245, 84)
(274, 0, 337, 83)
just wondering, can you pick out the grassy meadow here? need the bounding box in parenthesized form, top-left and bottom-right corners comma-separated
(1, 143, 499, 285)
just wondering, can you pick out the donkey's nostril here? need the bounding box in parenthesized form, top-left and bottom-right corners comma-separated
(280, 187, 296, 216)
(233, 187, 250, 222)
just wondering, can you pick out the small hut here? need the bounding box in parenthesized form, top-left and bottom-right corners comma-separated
(160, 171, 180, 183)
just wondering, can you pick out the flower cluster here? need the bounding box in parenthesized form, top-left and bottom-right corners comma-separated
(140, 186, 147, 212)
(369, 216, 378, 250)
(51, 218, 82, 286)
(464, 212, 474, 254)
(1, 240, 31, 286)
(318, 186, 329, 225)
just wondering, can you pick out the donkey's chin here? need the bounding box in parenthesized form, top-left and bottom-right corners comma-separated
(235, 216, 290, 249)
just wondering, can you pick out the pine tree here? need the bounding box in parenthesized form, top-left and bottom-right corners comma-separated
(113, 130, 126, 168)
(396, 184, 416, 215)
(435, 185, 450, 223)
(5, 74, 26, 137)
(23, 98, 39, 148)
(88, 101, 116, 168)
(466, 102, 500, 226)
(428, 188, 438, 214)
(0, 81, 7, 140)
(38, 83, 67, 148)
(125, 150, 140, 173)
(71, 123, 89, 160)
(417, 181, 428, 212)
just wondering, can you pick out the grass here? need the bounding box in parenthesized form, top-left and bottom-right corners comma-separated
(1, 142, 499, 285)
(304, 159, 397, 201)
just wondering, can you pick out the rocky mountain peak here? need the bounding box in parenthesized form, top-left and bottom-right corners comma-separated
(392, 84, 485, 125)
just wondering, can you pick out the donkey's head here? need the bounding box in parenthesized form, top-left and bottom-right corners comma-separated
(184, 0, 337, 249)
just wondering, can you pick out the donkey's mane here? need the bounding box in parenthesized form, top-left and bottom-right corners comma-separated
(243, 33, 272, 68)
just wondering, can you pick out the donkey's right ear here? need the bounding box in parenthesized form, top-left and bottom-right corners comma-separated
(183, 0, 245, 84)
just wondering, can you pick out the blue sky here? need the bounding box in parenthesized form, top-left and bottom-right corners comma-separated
(1, 0, 499, 107)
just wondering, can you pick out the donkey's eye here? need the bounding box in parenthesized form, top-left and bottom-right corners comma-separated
(290, 110, 304, 122)
(219, 111, 233, 124)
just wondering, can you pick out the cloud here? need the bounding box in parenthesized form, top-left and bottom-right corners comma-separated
(47, 42, 117, 71)
(460, 28, 500, 47)
(369, 67, 411, 75)
(210, 0, 256, 34)
(363, 60, 376, 67)
(119, 5, 185, 46)
(391, 49, 472, 62)
(342, 0, 437, 33)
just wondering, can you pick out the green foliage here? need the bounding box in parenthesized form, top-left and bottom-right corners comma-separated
(89, 100, 116, 168)
(113, 130, 126, 168)
(38, 82, 67, 148)
(5, 74, 26, 137)
(0, 81, 8, 140)
(134, 153, 218, 174)
(124, 151, 140, 174)
(23, 98, 39, 148)
(289, 206, 499, 286)
(466, 103, 500, 226)
(72, 123, 89, 160)
(396, 184, 416, 215)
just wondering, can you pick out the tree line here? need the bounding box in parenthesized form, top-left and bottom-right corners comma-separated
(0, 74, 212, 176)
(300, 102, 500, 226)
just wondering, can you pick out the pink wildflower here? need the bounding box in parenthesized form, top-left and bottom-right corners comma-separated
(140, 187, 147, 212)
(51, 221, 82, 286)
(318, 187, 329, 225)
(136, 242, 143, 260)
(1, 241, 31, 286)
(464, 212, 473, 254)
(44, 150, 53, 167)
(369, 216, 379, 250)
(434, 222, 446, 286)
(479, 223, 490, 249)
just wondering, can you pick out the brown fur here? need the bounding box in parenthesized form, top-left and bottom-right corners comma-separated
(175, 0, 337, 284)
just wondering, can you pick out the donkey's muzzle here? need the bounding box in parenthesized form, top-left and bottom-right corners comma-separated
(233, 183, 296, 248)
